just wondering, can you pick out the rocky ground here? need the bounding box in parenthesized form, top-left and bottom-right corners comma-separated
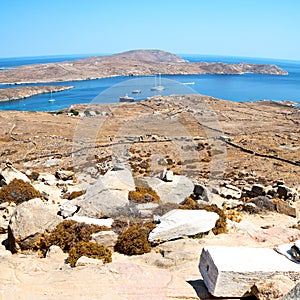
(0, 94, 299, 299)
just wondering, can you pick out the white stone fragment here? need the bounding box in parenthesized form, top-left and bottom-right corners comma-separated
(148, 209, 219, 242)
(67, 215, 113, 228)
(199, 246, 300, 297)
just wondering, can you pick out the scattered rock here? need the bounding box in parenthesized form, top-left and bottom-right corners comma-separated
(248, 196, 276, 212)
(45, 245, 65, 259)
(59, 204, 80, 218)
(277, 185, 299, 201)
(75, 255, 104, 267)
(149, 209, 219, 243)
(199, 246, 300, 297)
(219, 184, 241, 199)
(251, 184, 266, 197)
(193, 183, 210, 201)
(276, 199, 297, 218)
(55, 169, 75, 181)
(67, 215, 113, 228)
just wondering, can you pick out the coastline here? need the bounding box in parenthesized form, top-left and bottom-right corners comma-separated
(0, 86, 74, 102)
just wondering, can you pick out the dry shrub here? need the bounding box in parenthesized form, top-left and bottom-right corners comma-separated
(68, 241, 112, 267)
(128, 186, 160, 204)
(114, 222, 155, 255)
(0, 179, 40, 204)
(61, 190, 85, 200)
(28, 171, 40, 181)
(35, 220, 108, 254)
(204, 205, 228, 235)
(179, 196, 200, 210)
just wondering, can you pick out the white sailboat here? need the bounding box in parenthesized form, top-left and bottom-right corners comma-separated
(49, 90, 56, 102)
(151, 73, 165, 91)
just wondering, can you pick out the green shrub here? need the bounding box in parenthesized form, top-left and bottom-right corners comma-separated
(114, 222, 155, 255)
(0, 179, 40, 204)
(68, 241, 112, 267)
(70, 109, 79, 116)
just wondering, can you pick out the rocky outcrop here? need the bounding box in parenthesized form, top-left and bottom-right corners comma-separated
(0, 85, 73, 101)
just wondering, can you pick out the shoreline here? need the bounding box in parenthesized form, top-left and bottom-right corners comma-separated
(0, 85, 74, 102)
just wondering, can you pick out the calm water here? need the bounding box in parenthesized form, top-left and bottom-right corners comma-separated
(0, 54, 299, 111)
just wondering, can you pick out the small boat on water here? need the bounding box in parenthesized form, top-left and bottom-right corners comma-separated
(48, 90, 55, 102)
(132, 89, 141, 94)
(151, 73, 165, 91)
(183, 82, 195, 85)
(119, 94, 134, 102)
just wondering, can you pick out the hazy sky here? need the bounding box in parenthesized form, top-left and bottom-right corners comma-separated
(1, 0, 300, 60)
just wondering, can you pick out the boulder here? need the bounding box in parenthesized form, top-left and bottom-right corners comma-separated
(248, 196, 276, 211)
(72, 166, 135, 216)
(136, 175, 194, 204)
(277, 185, 299, 201)
(193, 183, 210, 201)
(59, 204, 79, 218)
(67, 215, 113, 228)
(75, 256, 104, 267)
(8, 198, 62, 251)
(0, 202, 16, 233)
(199, 246, 300, 297)
(149, 209, 219, 242)
(91, 231, 118, 248)
(276, 199, 297, 217)
(0, 165, 31, 186)
(250, 275, 295, 300)
(55, 169, 75, 181)
(219, 184, 241, 199)
(159, 168, 174, 182)
(281, 282, 300, 300)
(251, 184, 266, 196)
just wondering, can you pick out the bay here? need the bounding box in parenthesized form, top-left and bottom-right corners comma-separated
(0, 54, 299, 111)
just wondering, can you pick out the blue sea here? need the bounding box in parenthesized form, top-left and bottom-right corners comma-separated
(0, 54, 299, 111)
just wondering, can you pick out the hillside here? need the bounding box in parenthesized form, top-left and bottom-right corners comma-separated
(0, 50, 288, 84)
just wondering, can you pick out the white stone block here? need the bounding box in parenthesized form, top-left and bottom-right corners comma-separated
(199, 246, 300, 297)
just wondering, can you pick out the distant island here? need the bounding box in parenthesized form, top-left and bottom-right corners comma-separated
(0, 86, 73, 102)
(0, 50, 288, 85)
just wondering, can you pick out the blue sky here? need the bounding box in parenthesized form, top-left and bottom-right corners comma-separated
(1, 0, 300, 60)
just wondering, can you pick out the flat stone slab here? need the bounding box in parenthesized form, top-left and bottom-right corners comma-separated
(199, 246, 300, 297)
(149, 209, 219, 242)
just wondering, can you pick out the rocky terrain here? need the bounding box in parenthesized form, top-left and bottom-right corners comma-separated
(0, 85, 73, 102)
(0, 94, 299, 299)
(0, 50, 288, 84)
